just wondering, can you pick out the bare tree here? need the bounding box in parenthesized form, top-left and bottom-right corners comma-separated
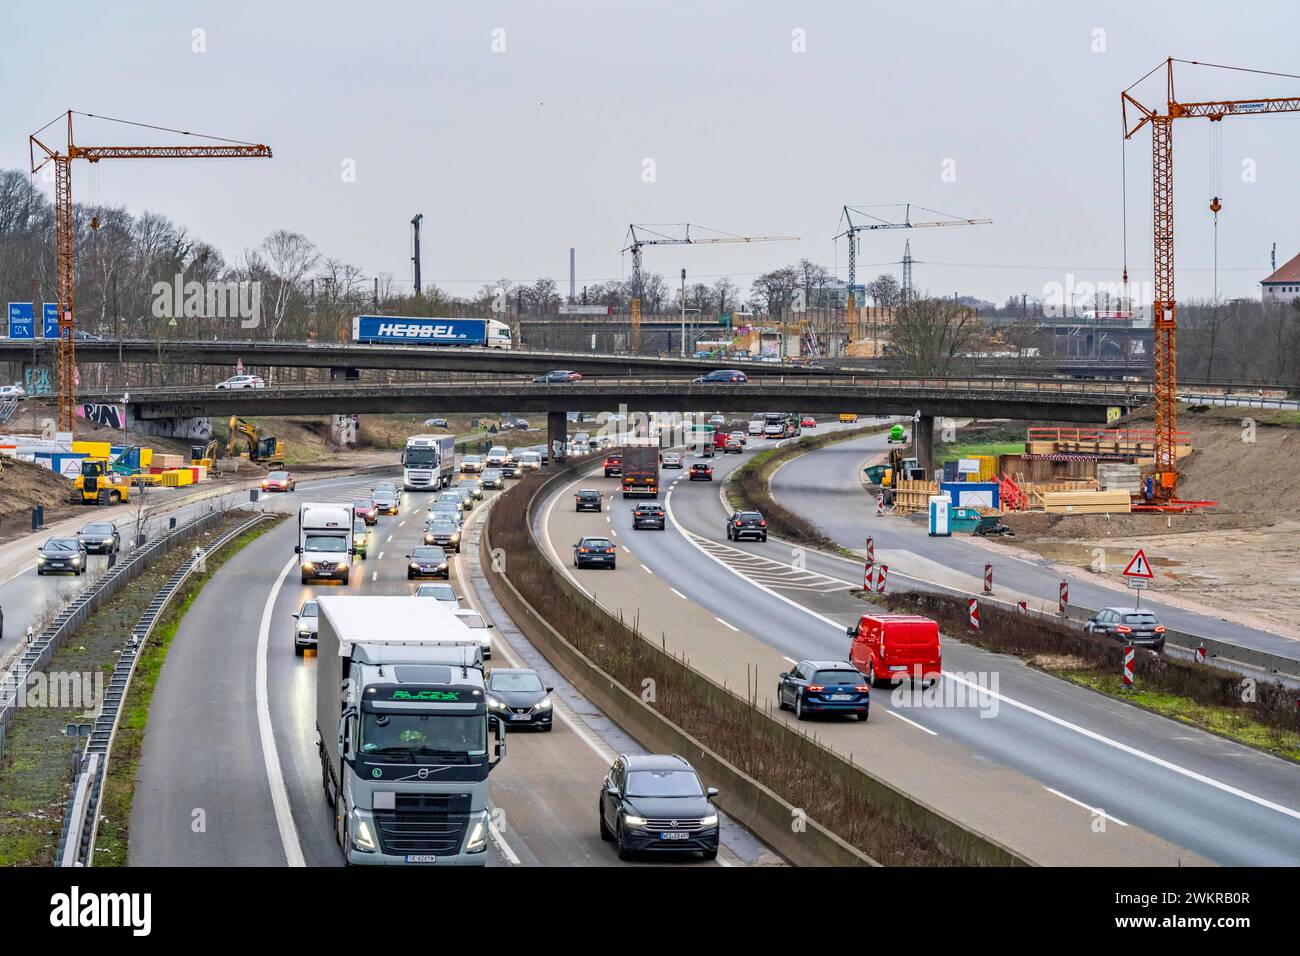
(891, 294, 982, 374)
(866, 273, 901, 308)
(259, 230, 319, 339)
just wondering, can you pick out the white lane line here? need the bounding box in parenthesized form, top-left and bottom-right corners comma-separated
(642, 565, 653, 574)
(885, 708, 938, 736)
(377, 551, 385, 560)
(256, 555, 306, 867)
(1045, 787, 1129, 827)
(715, 617, 739, 632)
(621, 546, 631, 554)
(670, 587, 687, 600)
(666, 485, 1300, 824)
(488, 819, 522, 865)
(782, 655, 798, 665)
(386, 534, 394, 543)
(605, 515, 611, 523)
(399, 519, 406, 528)
(371, 571, 378, 582)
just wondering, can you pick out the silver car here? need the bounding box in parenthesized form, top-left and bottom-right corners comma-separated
(293, 600, 319, 655)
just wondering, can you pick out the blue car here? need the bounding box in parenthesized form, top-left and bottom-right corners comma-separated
(776, 660, 869, 721)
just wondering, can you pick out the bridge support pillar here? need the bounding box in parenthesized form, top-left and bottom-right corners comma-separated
(914, 414, 935, 479)
(547, 411, 568, 467)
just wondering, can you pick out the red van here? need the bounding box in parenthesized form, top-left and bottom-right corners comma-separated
(846, 614, 941, 686)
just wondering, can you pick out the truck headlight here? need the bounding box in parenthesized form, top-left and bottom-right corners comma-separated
(301, 561, 314, 572)
(353, 818, 377, 852)
(622, 814, 647, 828)
(466, 811, 489, 853)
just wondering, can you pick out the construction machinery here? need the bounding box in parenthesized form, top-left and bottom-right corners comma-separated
(622, 224, 797, 352)
(191, 440, 218, 467)
(227, 416, 284, 469)
(71, 456, 132, 506)
(29, 111, 271, 434)
(1121, 58, 1299, 504)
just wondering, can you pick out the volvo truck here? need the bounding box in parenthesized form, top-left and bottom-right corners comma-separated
(402, 434, 456, 491)
(297, 502, 354, 585)
(316, 596, 506, 866)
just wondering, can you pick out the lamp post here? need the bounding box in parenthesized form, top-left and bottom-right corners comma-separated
(679, 268, 687, 358)
(121, 391, 129, 450)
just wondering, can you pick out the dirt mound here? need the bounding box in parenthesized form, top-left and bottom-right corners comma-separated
(1173, 419, 1300, 513)
(1002, 509, 1272, 540)
(0, 458, 74, 520)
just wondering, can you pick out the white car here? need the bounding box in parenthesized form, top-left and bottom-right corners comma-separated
(747, 420, 764, 436)
(486, 445, 511, 467)
(215, 374, 265, 390)
(453, 609, 495, 659)
(519, 451, 542, 470)
(414, 582, 462, 609)
(0, 384, 26, 401)
(293, 599, 319, 655)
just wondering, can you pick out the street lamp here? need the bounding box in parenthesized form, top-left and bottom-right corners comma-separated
(121, 392, 129, 450)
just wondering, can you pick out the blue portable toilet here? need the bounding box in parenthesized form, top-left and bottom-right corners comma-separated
(928, 494, 952, 536)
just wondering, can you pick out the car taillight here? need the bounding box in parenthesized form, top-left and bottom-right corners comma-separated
(1116, 624, 1132, 633)
(735, 520, 742, 526)
(855, 685, 870, 693)
(759, 520, 767, 527)
(579, 547, 589, 553)
(807, 684, 825, 692)
(1154, 625, 1166, 633)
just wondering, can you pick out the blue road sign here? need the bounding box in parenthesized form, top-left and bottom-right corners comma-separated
(7, 302, 34, 339)
(43, 303, 60, 339)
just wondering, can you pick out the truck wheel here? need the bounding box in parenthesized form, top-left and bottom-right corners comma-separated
(340, 570, 350, 585)
(301, 574, 311, 585)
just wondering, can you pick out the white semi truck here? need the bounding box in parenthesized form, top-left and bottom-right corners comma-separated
(316, 596, 507, 866)
(298, 503, 354, 585)
(402, 434, 456, 491)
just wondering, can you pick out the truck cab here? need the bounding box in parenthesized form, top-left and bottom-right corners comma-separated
(298, 503, 354, 584)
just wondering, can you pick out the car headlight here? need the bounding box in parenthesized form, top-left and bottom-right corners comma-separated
(298, 628, 311, 637)
(535, 696, 552, 710)
(450, 534, 460, 543)
(488, 698, 505, 709)
(102, 538, 114, 545)
(353, 818, 377, 852)
(410, 562, 420, 570)
(301, 561, 314, 571)
(701, 814, 719, 827)
(71, 557, 81, 564)
(466, 811, 489, 853)
(622, 814, 647, 828)
(37, 556, 46, 563)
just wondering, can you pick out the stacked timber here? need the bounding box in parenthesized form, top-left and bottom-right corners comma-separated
(1042, 489, 1132, 515)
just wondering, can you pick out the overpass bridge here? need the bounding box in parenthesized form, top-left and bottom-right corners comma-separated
(74, 375, 1148, 470)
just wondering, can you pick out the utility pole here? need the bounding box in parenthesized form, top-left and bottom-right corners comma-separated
(410, 213, 424, 297)
(569, 248, 576, 302)
(679, 268, 687, 357)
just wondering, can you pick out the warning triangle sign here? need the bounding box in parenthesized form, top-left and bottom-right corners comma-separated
(1122, 549, 1154, 578)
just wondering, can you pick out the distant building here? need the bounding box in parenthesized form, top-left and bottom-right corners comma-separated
(1261, 252, 1300, 303)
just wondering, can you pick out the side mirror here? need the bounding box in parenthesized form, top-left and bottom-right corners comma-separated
(487, 623, 496, 629)
(706, 787, 719, 800)
(292, 613, 299, 619)
(778, 672, 788, 680)
(294, 545, 302, 554)
(846, 625, 857, 638)
(405, 554, 411, 559)
(545, 686, 554, 693)
(606, 782, 620, 798)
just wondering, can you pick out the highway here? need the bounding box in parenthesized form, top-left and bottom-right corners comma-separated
(126, 468, 772, 867)
(537, 428, 1300, 866)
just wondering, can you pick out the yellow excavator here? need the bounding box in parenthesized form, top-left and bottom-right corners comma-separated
(226, 416, 284, 470)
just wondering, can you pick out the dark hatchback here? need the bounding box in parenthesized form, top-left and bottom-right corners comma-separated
(726, 510, 767, 542)
(777, 660, 870, 721)
(1086, 607, 1167, 651)
(485, 668, 554, 731)
(574, 536, 617, 569)
(77, 521, 120, 554)
(632, 502, 666, 530)
(599, 754, 719, 860)
(689, 463, 713, 481)
(692, 369, 747, 384)
(406, 545, 451, 579)
(575, 489, 602, 512)
(37, 537, 88, 575)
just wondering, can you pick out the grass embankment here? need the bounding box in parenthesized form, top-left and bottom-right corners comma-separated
(92, 516, 283, 866)
(727, 424, 891, 558)
(494, 470, 969, 866)
(867, 589, 1300, 762)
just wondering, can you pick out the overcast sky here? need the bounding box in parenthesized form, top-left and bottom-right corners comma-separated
(5, 0, 1298, 305)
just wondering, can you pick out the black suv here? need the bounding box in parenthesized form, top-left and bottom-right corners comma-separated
(599, 754, 720, 860)
(632, 502, 666, 530)
(1085, 607, 1166, 651)
(575, 489, 602, 512)
(726, 510, 767, 542)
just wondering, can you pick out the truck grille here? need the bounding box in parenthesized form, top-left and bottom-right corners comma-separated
(374, 793, 473, 855)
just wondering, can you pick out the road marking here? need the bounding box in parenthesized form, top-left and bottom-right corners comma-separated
(642, 565, 653, 574)
(386, 534, 393, 543)
(256, 555, 306, 867)
(377, 551, 384, 560)
(399, 519, 406, 527)
(1045, 787, 1129, 827)
(670, 587, 687, 600)
(885, 708, 938, 735)
(371, 571, 377, 581)
(488, 818, 522, 865)
(622, 546, 631, 554)
(715, 617, 739, 632)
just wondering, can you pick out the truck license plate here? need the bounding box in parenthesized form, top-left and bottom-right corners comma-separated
(660, 831, 690, 841)
(405, 855, 437, 863)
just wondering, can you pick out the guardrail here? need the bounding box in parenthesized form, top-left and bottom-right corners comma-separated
(55, 511, 271, 867)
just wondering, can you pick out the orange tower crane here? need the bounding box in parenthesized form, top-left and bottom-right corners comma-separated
(30, 111, 272, 432)
(1121, 59, 1300, 502)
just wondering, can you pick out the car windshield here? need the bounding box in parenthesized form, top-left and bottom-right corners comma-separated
(813, 669, 863, 685)
(360, 713, 486, 757)
(456, 613, 486, 628)
(521, 453, 539, 461)
(739, 512, 762, 521)
(353, 499, 372, 508)
(482, 470, 501, 479)
(301, 602, 318, 617)
(83, 524, 113, 535)
(637, 505, 663, 513)
(304, 535, 347, 552)
(353, 522, 367, 533)
(578, 491, 599, 499)
(417, 584, 456, 599)
(427, 520, 457, 532)
(411, 547, 444, 559)
(1124, 614, 1159, 626)
(268, 471, 288, 480)
(582, 538, 612, 549)
(46, 539, 77, 551)
(626, 770, 704, 798)
(464, 456, 482, 463)
(489, 672, 544, 692)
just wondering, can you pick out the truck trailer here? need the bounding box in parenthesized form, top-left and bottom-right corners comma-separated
(402, 434, 456, 490)
(620, 441, 660, 498)
(351, 315, 513, 349)
(297, 502, 354, 584)
(316, 596, 506, 866)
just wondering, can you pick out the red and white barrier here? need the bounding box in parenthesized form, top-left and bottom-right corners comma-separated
(1195, 643, 1206, 664)
(863, 564, 875, 591)
(864, 536, 874, 565)
(983, 563, 993, 595)
(968, 598, 980, 630)
(875, 493, 884, 516)
(1017, 600, 1027, 613)
(1058, 580, 1068, 616)
(1122, 645, 1135, 687)
(876, 564, 888, 593)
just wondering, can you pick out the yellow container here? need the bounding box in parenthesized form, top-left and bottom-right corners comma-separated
(72, 440, 112, 459)
(140, 447, 154, 467)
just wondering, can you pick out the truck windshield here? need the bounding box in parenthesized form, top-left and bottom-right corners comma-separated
(404, 449, 439, 466)
(304, 535, 348, 552)
(360, 713, 486, 757)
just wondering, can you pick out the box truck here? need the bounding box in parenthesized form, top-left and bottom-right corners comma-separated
(402, 434, 456, 490)
(620, 441, 660, 498)
(316, 596, 506, 866)
(297, 503, 354, 585)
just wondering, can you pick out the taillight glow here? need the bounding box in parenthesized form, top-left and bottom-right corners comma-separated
(1154, 625, 1166, 633)
(807, 684, 825, 692)
(1116, 624, 1132, 633)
